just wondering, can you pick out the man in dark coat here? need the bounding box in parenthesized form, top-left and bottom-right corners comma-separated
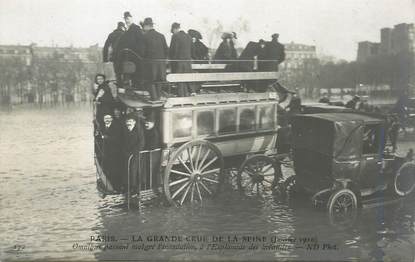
(142, 17, 168, 101)
(123, 113, 145, 192)
(257, 39, 268, 71)
(102, 114, 123, 191)
(169, 22, 194, 96)
(114, 12, 146, 88)
(263, 33, 285, 71)
(103, 22, 125, 63)
(143, 109, 162, 191)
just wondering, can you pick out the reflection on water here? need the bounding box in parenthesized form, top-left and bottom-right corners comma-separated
(0, 105, 414, 261)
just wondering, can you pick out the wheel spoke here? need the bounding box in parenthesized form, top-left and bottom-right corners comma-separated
(262, 164, 274, 174)
(202, 177, 219, 184)
(171, 181, 190, 199)
(199, 180, 212, 195)
(178, 156, 193, 174)
(187, 147, 195, 172)
(243, 168, 256, 177)
(201, 168, 220, 176)
(169, 177, 189, 186)
(196, 182, 203, 201)
(194, 145, 203, 170)
(180, 183, 191, 205)
(197, 147, 211, 172)
(190, 183, 195, 203)
(263, 179, 272, 185)
(170, 169, 191, 177)
(199, 156, 218, 173)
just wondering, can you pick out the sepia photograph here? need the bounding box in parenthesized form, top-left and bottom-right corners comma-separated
(0, 0, 415, 261)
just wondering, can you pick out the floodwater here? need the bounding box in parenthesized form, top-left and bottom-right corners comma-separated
(0, 105, 414, 261)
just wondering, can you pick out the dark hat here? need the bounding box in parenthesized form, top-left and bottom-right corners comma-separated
(117, 22, 125, 28)
(125, 112, 137, 121)
(171, 22, 180, 33)
(221, 32, 233, 40)
(123, 11, 132, 18)
(259, 39, 266, 44)
(188, 29, 202, 39)
(272, 33, 279, 39)
(142, 17, 154, 26)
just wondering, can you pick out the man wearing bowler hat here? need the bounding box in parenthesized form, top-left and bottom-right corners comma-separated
(142, 17, 169, 101)
(114, 11, 146, 88)
(263, 33, 285, 72)
(169, 22, 194, 97)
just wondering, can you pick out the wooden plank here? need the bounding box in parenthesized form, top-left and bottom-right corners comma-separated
(191, 64, 227, 70)
(166, 71, 279, 83)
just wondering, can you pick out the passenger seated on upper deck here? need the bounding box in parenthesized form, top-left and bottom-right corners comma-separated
(94, 74, 115, 127)
(261, 33, 285, 72)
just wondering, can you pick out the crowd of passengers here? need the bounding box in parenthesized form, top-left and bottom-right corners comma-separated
(94, 74, 160, 192)
(103, 11, 286, 100)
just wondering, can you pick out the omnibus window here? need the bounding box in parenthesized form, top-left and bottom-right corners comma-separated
(172, 111, 192, 138)
(197, 111, 215, 136)
(219, 108, 237, 134)
(239, 107, 256, 132)
(258, 105, 274, 130)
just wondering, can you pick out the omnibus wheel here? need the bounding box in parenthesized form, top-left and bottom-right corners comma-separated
(327, 188, 358, 226)
(393, 162, 415, 197)
(237, 155, 281, 197)
(164, 140, 224, 206)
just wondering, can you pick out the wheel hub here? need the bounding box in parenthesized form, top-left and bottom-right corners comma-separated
(252, 173, 264, 183)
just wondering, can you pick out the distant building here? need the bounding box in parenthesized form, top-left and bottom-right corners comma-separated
(281, 42, 317, 70)
(0, 45, 33, 66)
(357, 41, 380, 62)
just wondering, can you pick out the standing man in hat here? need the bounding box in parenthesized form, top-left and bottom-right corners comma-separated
(142, 17, 168, 101)
(114, 11, 146, 88)
(123, 112, 145, 192)
(103, 22, 125, 63)
(169, 22, 194, 96)
(264, 33, 285, 71)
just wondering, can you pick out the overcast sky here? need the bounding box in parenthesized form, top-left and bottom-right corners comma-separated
(0, 0, 414, 60)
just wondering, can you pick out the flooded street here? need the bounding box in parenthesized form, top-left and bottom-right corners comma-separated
(1, 105, 415, 261)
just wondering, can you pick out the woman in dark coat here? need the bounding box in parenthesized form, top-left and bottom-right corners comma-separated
(94, 74, 115, 127)
(188, 29, 209, 61)
(214, 33, 237, 62)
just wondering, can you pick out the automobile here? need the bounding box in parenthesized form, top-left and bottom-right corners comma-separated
(283, 112, 415, 220)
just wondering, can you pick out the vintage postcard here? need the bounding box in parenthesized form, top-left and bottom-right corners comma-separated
(1, 0, 415, 261)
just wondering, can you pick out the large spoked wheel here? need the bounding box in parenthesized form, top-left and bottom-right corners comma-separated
(393, 162, 415, 197)
(164, 140, 224, 206)
(237, 155, 281, 197)
(327, 189, 358, 226)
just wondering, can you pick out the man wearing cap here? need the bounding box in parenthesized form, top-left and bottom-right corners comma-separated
(169, 22, 194, 96)
(115, 11, 146, 87)
(142, 17, 169, 101)
(263, 33, 285, 71)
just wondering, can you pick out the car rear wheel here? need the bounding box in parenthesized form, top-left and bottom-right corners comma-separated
(237, 155, 281, 197)
(393, 162, 415, 197)
(327, 188, 358, 226)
